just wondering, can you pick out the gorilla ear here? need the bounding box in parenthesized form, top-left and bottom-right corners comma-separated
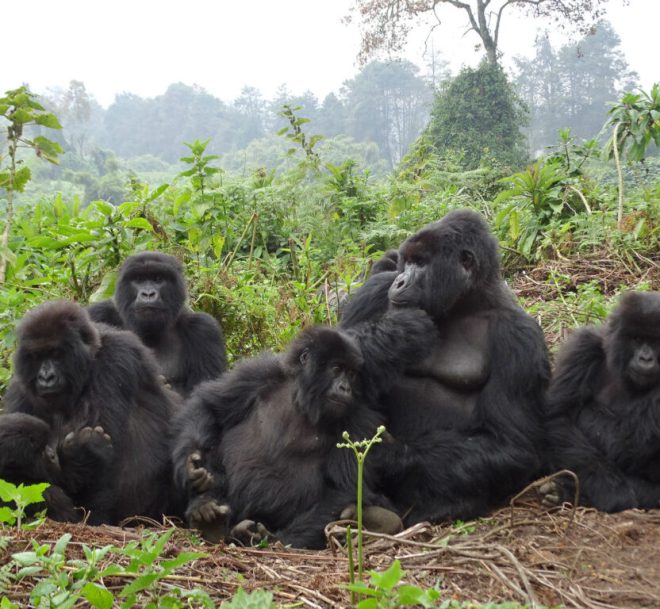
(79, 321, 101, 354)
(460, 249, 476, 271)
(299, 349, 310, 366)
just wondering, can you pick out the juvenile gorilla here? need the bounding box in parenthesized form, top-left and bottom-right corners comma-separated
(0, 413, 79, 522)
(2, 301, 178, 524)
(173, 313, 434, 548)
(543, 291, 660, 511)
(341, 209, 550, 525)
(88, 252, 227, 397)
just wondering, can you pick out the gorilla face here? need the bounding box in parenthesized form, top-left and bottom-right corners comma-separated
(15, 301, 100, 408)
(288, 327, 364, 426)
(605, 291, 660, 392)
(389, 210, 498, 319)
(116, 253, 186, 336)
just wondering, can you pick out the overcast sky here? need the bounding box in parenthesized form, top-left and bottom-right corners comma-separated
(1, 0, 656, 107)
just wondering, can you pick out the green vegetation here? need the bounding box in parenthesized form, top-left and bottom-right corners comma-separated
(1, 63, 658, 605)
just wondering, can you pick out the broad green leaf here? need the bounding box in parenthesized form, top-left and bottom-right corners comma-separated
(120, 572, 159, 596)
(0, 479, 18, 502)
(17, 482, 48, 505)
(13, 166, 32, 192)
(81, 582, 114, 609)
(34, 113, 62, 129)
(0, 506, 16, 525)
(53, 532, 72, 555)
(124, 218, 154, 231)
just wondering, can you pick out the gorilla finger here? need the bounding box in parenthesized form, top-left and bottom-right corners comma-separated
(340, 504, 357, 521)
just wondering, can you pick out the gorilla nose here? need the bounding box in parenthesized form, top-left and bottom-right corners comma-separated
(38, 368, 56, 386)
(140, 289, 157, 301)
(337, 381, 351, 395)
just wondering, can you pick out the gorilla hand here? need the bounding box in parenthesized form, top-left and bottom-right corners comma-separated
(186, 450, 214, 492)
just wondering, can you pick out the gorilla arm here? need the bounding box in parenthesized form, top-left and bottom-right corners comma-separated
(172, 354, 285, 495)
(176, 312, 228, 395)
(340, 271, 397, 327)
(86, 300, 124, 328)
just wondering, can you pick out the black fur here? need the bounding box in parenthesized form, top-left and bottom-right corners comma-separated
(2, 300, 178, 524)
(88, 251, 227, 397)
(173, 317, 434, 549)
(0, 413, 80, 522)
(544, 291, 660, 511)
(341, 209, 550, 525)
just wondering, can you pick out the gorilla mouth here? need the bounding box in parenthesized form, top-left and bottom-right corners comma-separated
(36, 383, 65, 396)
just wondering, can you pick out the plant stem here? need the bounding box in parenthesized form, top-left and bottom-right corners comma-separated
(612, 122, 624, 229)
(0, 140, 16, 284)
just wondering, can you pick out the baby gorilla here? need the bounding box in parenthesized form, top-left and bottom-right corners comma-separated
(173, 317, 434, 548)
(0, 413, 80, 522)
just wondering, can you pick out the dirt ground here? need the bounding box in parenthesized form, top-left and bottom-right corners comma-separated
(2, 495, 660, 608)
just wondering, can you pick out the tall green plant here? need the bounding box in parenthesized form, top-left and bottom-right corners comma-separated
(0, 87, 63, 283)
(601, 84, 660, 228)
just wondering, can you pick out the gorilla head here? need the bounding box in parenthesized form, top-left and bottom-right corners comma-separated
(115, 252, 187, 338)
(15, 301, 101, 409)
(0, 413, 59, 483)
(388, 209, 500, 318)
(285, 327, 364, 426)
(605, 291, 660, 392)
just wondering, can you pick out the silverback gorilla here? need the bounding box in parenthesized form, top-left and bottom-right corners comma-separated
(88, 252, 227, 397)
(543, 291, 660, 511)
(173, 312, 436, 548)
(2, 301, 177, 524)
(340, 209, 550, 525)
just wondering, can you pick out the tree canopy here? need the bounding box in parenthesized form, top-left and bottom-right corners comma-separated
(347, 0, 620, 65)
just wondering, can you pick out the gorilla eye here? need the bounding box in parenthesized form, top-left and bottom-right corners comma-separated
(460, 250, 475, 270)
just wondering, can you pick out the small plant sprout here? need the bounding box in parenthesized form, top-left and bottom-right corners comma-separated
(337, 425, 387, 587)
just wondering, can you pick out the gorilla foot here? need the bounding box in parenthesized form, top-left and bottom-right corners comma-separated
(186, 497, 231, 543)
(539, 480, 563, 508)
(185, 451, 214, 492)
(340, 504, 404, 535)
(230, 519, 271, 546)
(62, 426, 113, 460)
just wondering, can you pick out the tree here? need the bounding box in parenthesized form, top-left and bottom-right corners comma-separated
(342, 60, 432, 166)
(515, 21, 638, 152)
(427, 60, 528, 169)
(347, 0, 619, 65)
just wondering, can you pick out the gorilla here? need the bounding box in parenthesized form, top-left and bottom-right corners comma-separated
(88, 251, 227, 397)
(173, 311, 435, 548)
(340, 209, 550, 526)
(0, 413, 79, 522)
(543, 291, 660, 511)
(2, 300, 178, 524)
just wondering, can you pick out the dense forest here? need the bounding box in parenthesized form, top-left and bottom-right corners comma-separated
(0, 5, 659, 608)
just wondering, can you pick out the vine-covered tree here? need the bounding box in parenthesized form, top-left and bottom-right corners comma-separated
(347, 0, 621, 65)
(427, 60, 528, 169)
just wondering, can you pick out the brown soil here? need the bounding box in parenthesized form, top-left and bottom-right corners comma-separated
(2, 497, 660, 608)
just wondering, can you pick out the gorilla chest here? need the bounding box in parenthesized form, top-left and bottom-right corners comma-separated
(221, 396, 327, 515)
(151, 334, 183, 386)
(387, 315, 491, 430)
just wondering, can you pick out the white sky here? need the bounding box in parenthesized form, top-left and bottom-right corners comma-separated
(1, 0, 656, 107)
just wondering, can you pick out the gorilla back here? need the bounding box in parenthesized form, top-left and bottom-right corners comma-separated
(3, 300, 177, 524)
(341, 209, 550, 525)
